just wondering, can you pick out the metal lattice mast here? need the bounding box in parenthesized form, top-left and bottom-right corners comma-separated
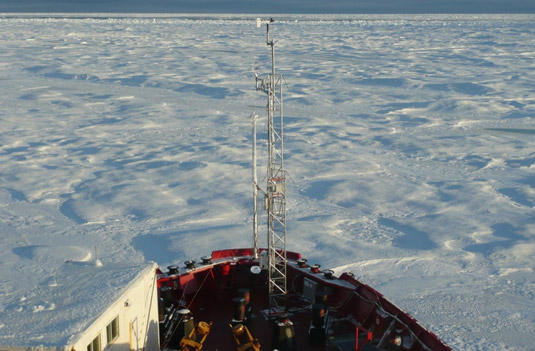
(256, 18, 287, 315)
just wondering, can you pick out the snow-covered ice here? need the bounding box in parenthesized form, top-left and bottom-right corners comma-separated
(1, 14, 534, 350)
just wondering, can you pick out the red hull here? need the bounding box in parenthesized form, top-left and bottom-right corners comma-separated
(157, 248, 451, 351)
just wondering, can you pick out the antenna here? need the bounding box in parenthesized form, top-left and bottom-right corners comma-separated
(252, 112, 259, 259)
(255, 18, 287, 316)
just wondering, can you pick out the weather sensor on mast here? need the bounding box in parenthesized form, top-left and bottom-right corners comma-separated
(253, 18, 287, 316)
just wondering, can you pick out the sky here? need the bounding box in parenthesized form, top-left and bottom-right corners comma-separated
(1, 0, 535, 13)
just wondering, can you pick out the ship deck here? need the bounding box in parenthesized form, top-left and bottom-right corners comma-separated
(158, 250, 451, 351)
(191, 288, 319, 350)
(169, 285, 376, 351)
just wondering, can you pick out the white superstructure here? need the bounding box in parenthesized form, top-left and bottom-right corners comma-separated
(0, 256, 159, 351)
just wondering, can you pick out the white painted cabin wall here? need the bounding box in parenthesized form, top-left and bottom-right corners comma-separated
(71, 264, 160, 351)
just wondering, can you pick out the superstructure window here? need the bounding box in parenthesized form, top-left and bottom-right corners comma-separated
(106, 316, 119, 344)
(87, 334, 101, 351)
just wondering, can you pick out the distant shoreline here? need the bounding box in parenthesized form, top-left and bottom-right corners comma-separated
(1, 13, 535, 20)
(1, 0, 534, 15)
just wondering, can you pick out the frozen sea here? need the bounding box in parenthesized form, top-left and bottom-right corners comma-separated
(1, 14, 534, 350)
